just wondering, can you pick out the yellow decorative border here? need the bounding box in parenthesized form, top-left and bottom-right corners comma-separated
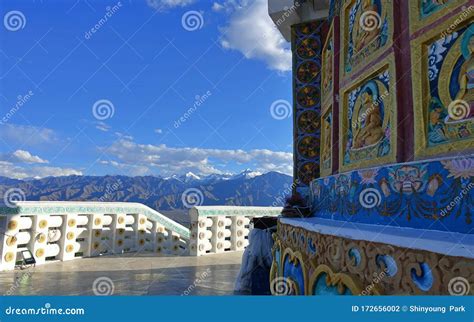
(411, 19, 474, 159)
(282, 247, 307, 295)
(322, 21, 334, 106)
(270, 235, 282, 282)
(307, 264, 373, 295)
(339, 54, 397, 172)
(320, 106, 333, 177)
(340, 0, 394, 80)
(275, 221, 474, 295)
(408, 0, 467, 35)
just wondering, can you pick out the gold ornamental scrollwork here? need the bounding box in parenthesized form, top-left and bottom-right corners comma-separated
(274, 222, 474, 295)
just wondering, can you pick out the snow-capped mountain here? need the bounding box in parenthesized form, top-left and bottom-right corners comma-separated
(0, 170, 293, 211)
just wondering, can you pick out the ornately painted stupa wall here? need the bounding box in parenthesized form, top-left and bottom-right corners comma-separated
(292, 20, 326, 191)
(275, 0, 474, 295)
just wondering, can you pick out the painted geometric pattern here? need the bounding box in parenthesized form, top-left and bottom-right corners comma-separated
(292, 21, 323, 190)
(310, 155, 474, 234)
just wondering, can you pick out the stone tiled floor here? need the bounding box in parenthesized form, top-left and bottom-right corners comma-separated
(0, 252, 243, 295)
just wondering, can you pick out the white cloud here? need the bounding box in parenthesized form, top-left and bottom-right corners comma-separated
(212, 2, 225, 11)
(0, 161, 82, 179)
(218, 0, 291, 71)
(27, 166, 83, 179)
(0, 147, 81, 179)
(102, 138, 293, 176)
(12, 150, 48, 164)
(95, 121, 111, 132)
(154, 128, 163, 134)
(0, 124, 58, 146)
(212, 0, 249, 12)
(114, 132, 134, 141)
(99, 160, 152, 176)
(146, 0, 195, 10)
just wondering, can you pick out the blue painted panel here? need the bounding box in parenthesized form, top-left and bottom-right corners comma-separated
(310, 155, 474, 233)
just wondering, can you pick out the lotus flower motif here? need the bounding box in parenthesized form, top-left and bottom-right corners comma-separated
(442, 158, 474, 179)
(358, 168, 379, 184)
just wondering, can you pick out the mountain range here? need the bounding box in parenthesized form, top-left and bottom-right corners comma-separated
(0, 170, 293, 211)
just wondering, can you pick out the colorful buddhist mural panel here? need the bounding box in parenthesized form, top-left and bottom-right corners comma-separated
(310, 155, 474, 234)
(322, 23, 334, 105)
(409, 0, 468, 34)
(341, 0, 392, 76)
(292, 21, 324, 193)
(340, 57, 396, 171)
(320, 107, 333, 176)
(412, 20, 474, 158)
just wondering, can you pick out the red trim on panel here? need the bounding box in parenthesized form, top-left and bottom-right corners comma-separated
(332, 16, 340, 174)
(393, 0, 415, 162)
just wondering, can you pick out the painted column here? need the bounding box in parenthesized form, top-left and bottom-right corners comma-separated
(292, 19, 327, 195)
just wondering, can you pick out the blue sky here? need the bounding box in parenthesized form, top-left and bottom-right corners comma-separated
(0, 0, 293, 179)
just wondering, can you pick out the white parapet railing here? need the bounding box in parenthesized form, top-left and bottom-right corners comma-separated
(0, 201, 190, 271)
(188, 206, 282, 256)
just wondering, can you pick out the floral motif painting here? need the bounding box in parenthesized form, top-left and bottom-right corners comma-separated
(426, 24, 474, 147)
(342, 65, 393, 170)
(298, 162, 320, 186)
(298, 110, 320, 133)
(342, 0, 390, 75)
(310, 155, 474, 234)
(297, 86, 319, 108)
(297, 37, 320, 60)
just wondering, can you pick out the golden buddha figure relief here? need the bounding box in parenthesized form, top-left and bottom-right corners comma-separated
(341, 65, 394, 170)
(425, 23, 474, 147)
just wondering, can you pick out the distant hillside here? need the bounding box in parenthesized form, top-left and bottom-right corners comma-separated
(0, 170, 293, 211)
